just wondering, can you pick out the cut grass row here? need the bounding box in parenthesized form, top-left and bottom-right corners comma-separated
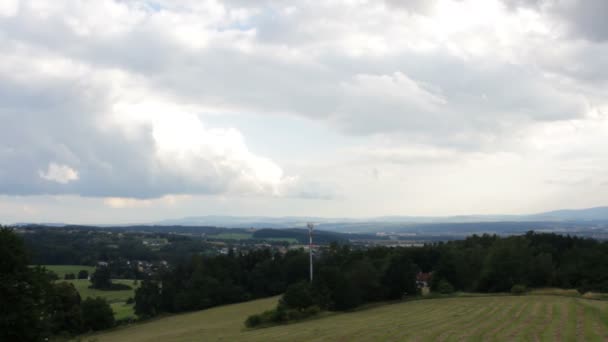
(87, 294, 608, 342)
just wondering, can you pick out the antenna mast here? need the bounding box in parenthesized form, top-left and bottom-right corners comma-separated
(307, 222, 314, 282)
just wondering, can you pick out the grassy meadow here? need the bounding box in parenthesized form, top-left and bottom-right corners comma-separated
(64, 279, 137, 320)
(86, 294, 608, 341)
(42, 265, 95, 278)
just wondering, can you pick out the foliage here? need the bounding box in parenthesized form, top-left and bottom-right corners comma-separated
(382, 254, 419, 299)
(244, 305, 321, 328)
(81, 297, 115, 331)
(281, 281, 317, 310)
(48, 282, 84, 334)
(78, 270, 89, 279)
(90, 266, 112, 289)
(0, 227, 52, 341)
(1, 228, 134, 340)
(436, 279, 455, 294)
(134, 279, 161, 318)
(511, 284, 527, 295)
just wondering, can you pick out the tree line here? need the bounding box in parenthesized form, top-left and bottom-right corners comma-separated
(425, 231, 608, 293)
(134, 231, 608, 323)
(246, 231, 608, 326)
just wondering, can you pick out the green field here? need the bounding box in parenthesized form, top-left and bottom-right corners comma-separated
(40, 266, 137, 320)
(63, 279, 136, 304)
(212, 232, 253, 240)
(86, 294, 608, 341)
(41, 265, 95, 278)
(265, 237, 299, 244)
(64, 279, 137, 320)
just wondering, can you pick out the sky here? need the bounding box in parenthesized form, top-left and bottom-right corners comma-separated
(1, 0, 608, 224)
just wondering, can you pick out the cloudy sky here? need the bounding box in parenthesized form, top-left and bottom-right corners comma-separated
(1, 0, 608, 224)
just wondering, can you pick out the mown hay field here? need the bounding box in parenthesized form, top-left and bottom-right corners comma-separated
(86, 294, 608, 341)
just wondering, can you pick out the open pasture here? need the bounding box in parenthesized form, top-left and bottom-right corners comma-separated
(88, 294, 608, 341)
(41, 265, 95, 278)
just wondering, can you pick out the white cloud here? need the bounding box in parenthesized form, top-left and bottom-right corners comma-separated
(103, 194, 190, 209)
(0, 0, 18, 17)
(38, 163, 79, 184)
(1, 0, 608, 220)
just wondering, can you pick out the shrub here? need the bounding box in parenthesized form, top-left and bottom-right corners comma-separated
(46, 270, 59, 281)
(286, 305, 321, 321)
(281, 281, 316, 310)
(81, 297, 115, 331)
(244, 305, 322, 328)
(437, 279, 455, 294)
(245, 314, 262, 328)
(511, 284, 527, 295)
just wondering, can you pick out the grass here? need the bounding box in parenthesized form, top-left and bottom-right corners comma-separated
(40, 265, 95, 278)
(63, 279, 137, 320)
(264, 237, 299, 244)
(111, 302, 137, 321)
(84, 294, 608, 341)
(39, 265, 138, 320)
(211, 233, 253, 240)
(63, 279, 136, 304)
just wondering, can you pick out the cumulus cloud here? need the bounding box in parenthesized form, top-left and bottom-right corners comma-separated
(1, 0, 608, 216)
(0, 22, 291, 198)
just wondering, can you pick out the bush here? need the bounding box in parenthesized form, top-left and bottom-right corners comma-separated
(437, 279, 455, 294)
(81, 297, 115, 331)
(511, 284, 527, 295)
(108, 283, 132, 291)
(64, 273, 76, 280)
(245, 314, 262, 328)
(46, 270, 59, 281)
(244, 305, 322, 328)
(286, 305, 321, 321)
(77, 270, 89, 279)
(281, 281, 316, 310)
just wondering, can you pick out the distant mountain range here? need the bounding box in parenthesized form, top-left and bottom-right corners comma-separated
(153, 206, 608, 232)
(15, 206, 608, 235)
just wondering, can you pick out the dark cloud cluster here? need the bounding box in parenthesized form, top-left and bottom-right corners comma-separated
(503, 0, 608, 41)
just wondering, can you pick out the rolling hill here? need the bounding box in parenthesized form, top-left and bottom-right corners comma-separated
(87, 294, 608, 341)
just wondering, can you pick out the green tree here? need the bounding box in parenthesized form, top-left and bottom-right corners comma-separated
(134, 279, 161, 318)
(281, 281, 316, 310)
(77, 270, 89, 279)
(48, 282, 83, 334)
(0, 227, 52, 341)
(382, 254, 419, 299)
(436, 279, 455, 294)
(81, 297, 114, 331)
(90, 266, 112, 289)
